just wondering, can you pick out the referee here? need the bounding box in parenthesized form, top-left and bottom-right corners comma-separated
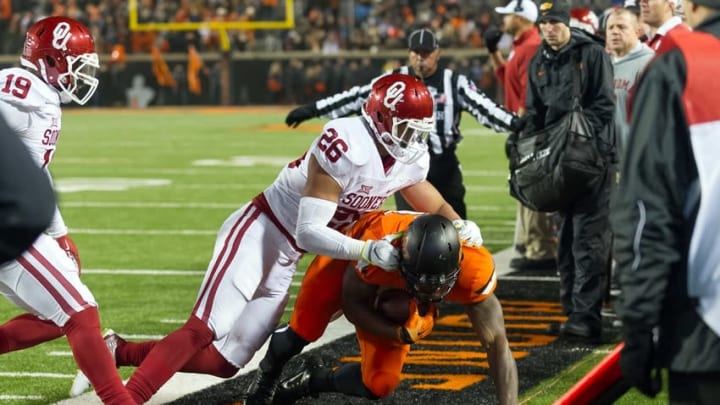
(284, 28, 521, 219)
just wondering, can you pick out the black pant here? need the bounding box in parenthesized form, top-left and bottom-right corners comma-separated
(395, 152, 467, 219)
(669, 371, 720, 404)
(557, 167, 614, 334)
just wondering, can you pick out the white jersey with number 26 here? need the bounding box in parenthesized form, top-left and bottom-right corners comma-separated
(263, 116, 430, 236)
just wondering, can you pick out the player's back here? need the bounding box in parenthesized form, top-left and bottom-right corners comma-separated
(0, 67, 62, 170)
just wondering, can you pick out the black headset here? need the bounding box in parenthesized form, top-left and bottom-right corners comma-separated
(514, 0, 524, 12)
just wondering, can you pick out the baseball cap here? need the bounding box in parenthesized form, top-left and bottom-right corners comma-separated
(408, 29, 439, 52)
(495, 0, 539, 23)
(538, 0, 571, 25)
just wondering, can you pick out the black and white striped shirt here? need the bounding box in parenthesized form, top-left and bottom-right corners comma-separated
(313, 65, 516, 157)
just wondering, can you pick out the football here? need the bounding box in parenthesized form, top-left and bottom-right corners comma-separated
(375, 288, 414, 324)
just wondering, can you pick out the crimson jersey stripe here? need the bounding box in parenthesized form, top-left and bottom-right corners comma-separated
(16, 251, 82, 316)
(194, 204, 261, 323)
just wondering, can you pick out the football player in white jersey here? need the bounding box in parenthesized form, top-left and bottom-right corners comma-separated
(69, 73, 484, 403)
(0, 16, 136, 404)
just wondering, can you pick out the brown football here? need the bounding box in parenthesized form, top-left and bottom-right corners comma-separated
(375, 288, 414, 324)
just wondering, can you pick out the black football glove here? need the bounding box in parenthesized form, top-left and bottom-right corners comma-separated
(510, 115, 528, 133)
(505, 131, 519, 159)
(483, 27, 503, 53)
(620, 327, 662, 398)
(285, 103, 319, 128)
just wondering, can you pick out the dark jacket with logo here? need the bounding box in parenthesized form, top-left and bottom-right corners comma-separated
(525, 28, 616, 159)
(612, 14, 720, 372)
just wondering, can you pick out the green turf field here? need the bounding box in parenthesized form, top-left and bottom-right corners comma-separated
(0, 108, 664, 404)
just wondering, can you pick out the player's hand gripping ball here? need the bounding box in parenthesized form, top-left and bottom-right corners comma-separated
(374, 288, 414, 324)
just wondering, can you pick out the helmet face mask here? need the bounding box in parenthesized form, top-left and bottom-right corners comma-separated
(20, 16, 100, 105)
(362, 73, 435, 164)
(400, 215, 462, 303)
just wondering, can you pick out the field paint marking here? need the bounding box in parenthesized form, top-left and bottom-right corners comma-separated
(83, 269, 206, 275)
(47, 351, 73, 357)
(160, 319, 187, 324)
(0, 372, 75, 379)
(64, 201, 240, 209)
(70, 229, 217, 236)
(0, 395, 44, 400)
(55, 178, 171, 193)
(193, 156, 295, 167)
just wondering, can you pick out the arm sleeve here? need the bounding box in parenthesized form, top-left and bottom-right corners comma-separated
(0, 119, 55, 262)
(582, 46, 616, 136)
(456, 73, 516, 133)
(612, 51, 688, 332)
(314, 69, 398, 120)
(524, 55, 544, 133)
(295, 196, 365, 259)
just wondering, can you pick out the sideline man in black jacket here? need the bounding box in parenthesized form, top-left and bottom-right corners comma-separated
(284, 29, 521, 219)
(526, 0, 615, 342)
(0, 115, 55, 263)
(612, 0, 720, 401)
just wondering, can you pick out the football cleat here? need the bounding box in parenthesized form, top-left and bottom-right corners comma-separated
(69, 329, 122, 397)
(245, 364, 281, 405)
(272, 356, 323, 405)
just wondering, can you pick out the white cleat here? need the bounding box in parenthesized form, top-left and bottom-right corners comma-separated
(69, 329, 120, 397)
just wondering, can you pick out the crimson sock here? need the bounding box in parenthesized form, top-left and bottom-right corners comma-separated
(116, 339, 157, 367)
(125, 315, 213, 403)
(63, 308, 134, 405)
(0, 313, 64, 354)
(182, 344, 238, 378)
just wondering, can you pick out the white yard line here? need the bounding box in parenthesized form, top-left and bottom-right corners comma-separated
(69, 229, 217, 236)
(62, 202, 240, 209)
(0, 372, 75, 379)
(0, 395, 44, 400)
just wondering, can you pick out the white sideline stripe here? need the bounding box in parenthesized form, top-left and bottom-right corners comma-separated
(1, 395, 44, 400)
(0, 372, 74, 379)
(124, 334, 165, 340)
(70, 229, 217, 236)
(63, 201, 239, 209)
(48, 351, 73, 357)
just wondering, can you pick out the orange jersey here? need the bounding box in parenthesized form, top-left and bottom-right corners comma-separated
(289, 211, 496, 342)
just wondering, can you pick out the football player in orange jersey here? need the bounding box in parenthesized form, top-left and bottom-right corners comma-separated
(252, 211, 518, 405)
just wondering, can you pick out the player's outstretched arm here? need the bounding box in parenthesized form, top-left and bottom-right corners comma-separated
(465, 295, 518, 405)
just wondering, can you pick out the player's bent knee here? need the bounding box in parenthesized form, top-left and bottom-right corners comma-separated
(364, 369, 400, 398)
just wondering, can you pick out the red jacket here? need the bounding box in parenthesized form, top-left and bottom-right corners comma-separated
(495, 27, 541, 113)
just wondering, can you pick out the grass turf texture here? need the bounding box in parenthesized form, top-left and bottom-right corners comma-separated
(0, 108, 664, 404)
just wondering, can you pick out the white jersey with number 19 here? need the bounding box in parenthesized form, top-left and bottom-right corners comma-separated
(0, 67, 66, 237)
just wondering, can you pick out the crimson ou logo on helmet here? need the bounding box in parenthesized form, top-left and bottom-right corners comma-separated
(52, 22, 72, 51)
(383, 81, 406, 112)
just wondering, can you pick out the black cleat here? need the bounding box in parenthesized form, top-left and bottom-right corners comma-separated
(273, 357, 322, 405)
(245, 368, 281, 405)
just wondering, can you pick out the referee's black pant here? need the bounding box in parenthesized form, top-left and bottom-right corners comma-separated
(394, 152, 466, 219)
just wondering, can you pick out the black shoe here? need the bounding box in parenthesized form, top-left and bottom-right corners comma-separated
(245, 366, 281, 405)
(546, 321, 601, 344)
(515, 244, 526, 255)
(273, 357, 322, 405)
(509, 257, 556, 270)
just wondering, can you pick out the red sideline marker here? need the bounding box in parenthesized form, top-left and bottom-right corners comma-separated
(554, 342, 630, 405)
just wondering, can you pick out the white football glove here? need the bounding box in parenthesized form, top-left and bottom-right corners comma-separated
(453, 219, 483, 247)
(360, 233, 403, 271)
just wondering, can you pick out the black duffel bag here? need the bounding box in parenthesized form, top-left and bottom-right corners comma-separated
(508, 108, 606, 212)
